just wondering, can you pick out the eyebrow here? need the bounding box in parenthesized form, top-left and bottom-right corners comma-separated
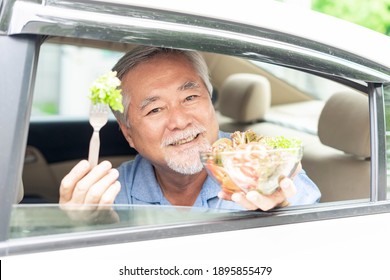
(178, 81, 200, 91)
(140, 96, 160, 111)
(139, 81, 200, 111)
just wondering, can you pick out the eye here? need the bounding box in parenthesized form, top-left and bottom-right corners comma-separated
(185, 95, 198, 102)
(146, 107, 162, 116)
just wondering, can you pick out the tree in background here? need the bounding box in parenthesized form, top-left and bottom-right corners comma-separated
(312, 0, 390, 36)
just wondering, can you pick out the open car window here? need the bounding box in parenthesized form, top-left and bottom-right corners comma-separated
(26, 39, 371, 205)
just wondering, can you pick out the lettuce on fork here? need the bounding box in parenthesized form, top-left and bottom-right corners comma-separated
(89, 71, 124, 113)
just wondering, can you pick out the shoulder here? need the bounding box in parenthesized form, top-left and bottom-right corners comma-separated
(117, 156, 137, 172)
(117, 154, 148, 178)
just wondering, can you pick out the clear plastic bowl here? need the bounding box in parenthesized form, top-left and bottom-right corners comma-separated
(200, 145, 302, 195)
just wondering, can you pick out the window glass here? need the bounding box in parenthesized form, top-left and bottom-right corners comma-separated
(253, 61, 354, 100)
(9, 204, 238, 239)
(32, 43, 124, 118)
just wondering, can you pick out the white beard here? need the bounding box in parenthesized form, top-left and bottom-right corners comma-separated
(165, 138, 210, 175)
(161, 125, 211, 175)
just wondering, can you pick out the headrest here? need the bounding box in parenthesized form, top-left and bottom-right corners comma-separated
(318, 91, 370, 158)
(219, 73, 271, 122)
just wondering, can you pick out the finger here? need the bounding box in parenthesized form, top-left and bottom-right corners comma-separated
(98, 181, 121, 205)
(71, 161, 113, 204)
(83, 168, 120, 204)
(60, 160, 91, 203)
(218, 190, 232, 201)
(246, 191, 279, 211)
(280, 177, 297, 198)
(231, 192, 258, 210)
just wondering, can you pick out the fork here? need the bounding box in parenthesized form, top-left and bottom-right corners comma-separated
(88, 103, 109, 168)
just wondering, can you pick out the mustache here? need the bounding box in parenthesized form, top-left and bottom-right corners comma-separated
(161, 125, 207, 147)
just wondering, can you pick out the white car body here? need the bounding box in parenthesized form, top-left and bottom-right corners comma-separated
(1, 1, 390, 279)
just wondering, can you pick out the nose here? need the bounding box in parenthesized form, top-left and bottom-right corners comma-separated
(166, 105, 192, 131)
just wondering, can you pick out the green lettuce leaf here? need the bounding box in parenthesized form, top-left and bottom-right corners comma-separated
(89, 71, 124, 113)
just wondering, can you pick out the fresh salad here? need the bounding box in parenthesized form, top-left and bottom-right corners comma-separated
(89, 71, 124, 113)
(202, 130, 302, 195)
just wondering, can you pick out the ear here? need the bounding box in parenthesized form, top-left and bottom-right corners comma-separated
(118, 122, 135, 148)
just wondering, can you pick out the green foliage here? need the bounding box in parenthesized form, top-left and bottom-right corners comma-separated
(34, 102, 58, 115)
(312, 0, 390, 36)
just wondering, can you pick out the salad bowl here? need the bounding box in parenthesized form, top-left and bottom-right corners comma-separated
(201, 132, 303, 195)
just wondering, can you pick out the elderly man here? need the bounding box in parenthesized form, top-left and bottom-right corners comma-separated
(60, 46, 321, 211)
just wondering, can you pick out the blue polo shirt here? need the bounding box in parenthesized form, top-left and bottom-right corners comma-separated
(115, 131, 321, 210)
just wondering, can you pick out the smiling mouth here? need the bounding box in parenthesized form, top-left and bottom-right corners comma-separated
(171, 134, 200, 146)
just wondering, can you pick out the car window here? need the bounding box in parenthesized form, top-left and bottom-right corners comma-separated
(25, 38, 372, 206)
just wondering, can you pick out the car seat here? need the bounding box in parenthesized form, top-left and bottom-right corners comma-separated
(303, 91, 370, 202)
(217, 73, 271, 132)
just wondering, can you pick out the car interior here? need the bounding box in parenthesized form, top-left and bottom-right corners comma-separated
(20, 37, 370, 205)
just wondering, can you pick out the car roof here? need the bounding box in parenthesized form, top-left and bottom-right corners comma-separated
(120, 0, 390, 67)
(0, 0, 390, 73)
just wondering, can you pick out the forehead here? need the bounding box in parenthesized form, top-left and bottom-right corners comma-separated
(120, 52, 206, 108)
(122, 53, 200, 89)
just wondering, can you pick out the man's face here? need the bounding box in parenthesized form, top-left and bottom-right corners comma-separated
(119, 53, 219, 174)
